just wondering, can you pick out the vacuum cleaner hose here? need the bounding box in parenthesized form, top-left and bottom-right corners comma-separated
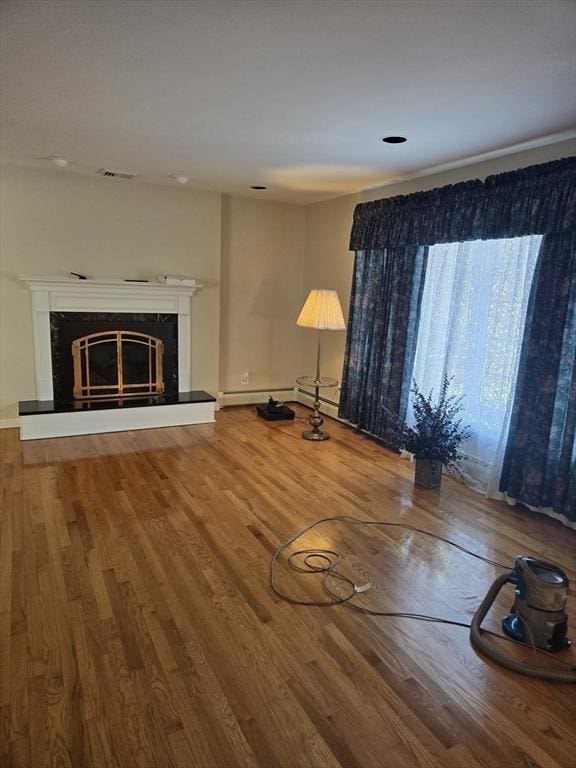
(470, 573, 576, 683)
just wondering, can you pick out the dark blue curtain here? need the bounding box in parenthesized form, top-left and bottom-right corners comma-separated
(340, 157, 576, 518)
(499, 231, 576, 521)
(338, 246, 427, 444)
(349, 158, 576, 249)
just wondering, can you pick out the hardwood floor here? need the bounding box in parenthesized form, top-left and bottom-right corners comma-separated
(1, 405, 575, 768)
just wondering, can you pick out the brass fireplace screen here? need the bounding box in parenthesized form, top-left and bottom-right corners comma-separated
(72, 330, 165, 400)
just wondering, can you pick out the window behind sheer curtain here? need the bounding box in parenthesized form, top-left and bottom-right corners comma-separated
(410, 235, 542, 492)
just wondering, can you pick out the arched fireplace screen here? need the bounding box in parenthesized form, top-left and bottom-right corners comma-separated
(72, 330, 165, 400)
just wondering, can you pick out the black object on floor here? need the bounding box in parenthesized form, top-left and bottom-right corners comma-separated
(257, 397, 295, 421)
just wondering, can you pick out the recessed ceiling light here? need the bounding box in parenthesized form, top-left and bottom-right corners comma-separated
(170, 175, 189, 184)
(251, 185, 267, 190)
(382, 136, 407, 144)
(49, 156, 71, 167)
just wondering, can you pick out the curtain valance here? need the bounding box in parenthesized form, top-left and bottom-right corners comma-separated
(349, 156, 576, 250)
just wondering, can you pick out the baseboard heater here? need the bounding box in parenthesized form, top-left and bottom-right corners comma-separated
(219, 387, 296, 407)
(296, 387, 340, 420)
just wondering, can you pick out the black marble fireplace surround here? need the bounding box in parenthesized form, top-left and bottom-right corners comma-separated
(50, 312, 179, 404)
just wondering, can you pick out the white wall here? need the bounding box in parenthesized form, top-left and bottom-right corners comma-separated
(0, 166, 221, 422)
(300, 139, 576, 407)
(219, 195, 305, 394)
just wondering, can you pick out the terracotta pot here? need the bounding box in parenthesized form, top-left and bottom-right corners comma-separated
(414, 458, 443, 489)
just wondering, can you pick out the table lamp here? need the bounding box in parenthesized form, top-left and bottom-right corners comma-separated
(296, 289, 346, 440)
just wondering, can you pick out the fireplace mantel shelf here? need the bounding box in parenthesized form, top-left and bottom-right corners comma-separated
(20, 275, 202, 294)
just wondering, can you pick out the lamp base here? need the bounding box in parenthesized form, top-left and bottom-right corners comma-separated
(302, 400, 331, 440)
(302, 428, 330, 441)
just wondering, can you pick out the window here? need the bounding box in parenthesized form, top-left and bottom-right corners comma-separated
(410, 235, 542, 492)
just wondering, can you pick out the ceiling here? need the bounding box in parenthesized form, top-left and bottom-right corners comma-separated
(1, 0, 575, 203)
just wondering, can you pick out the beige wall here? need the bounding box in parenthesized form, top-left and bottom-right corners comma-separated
(0, 166, 307, 423)
(1, 139, 574, 425)
(300, 138, 576, 406)
(219, 195, 305, 393)
(299, 193, 360, 396)
(361, 139, 576, 203)
(0, 166, 221, 421)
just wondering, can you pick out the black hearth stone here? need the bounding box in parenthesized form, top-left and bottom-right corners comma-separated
(19, 390, 216, 416)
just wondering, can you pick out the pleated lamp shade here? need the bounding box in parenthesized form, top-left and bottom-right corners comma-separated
(296, 288, 346, 331)
(296, 289, 345, 330)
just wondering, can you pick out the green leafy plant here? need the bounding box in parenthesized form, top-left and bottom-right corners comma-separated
(401, 374, 471, 469)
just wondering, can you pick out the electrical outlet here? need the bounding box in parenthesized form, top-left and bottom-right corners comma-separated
(241, 371, 250, 385)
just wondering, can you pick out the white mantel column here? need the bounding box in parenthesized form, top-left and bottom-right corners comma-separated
(177, 294, 192, 392)
(31, 288, 54, 401)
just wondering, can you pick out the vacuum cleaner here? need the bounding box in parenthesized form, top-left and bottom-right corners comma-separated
(470, 556, 576, 682)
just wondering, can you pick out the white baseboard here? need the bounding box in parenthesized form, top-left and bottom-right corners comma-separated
(0, 418, 20, 430)
(218, 388, 297, 407)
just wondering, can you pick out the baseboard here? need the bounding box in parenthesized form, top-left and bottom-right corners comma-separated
(0, 418, 20, 430)
(218, 388, 297, 407)
(296, 388, 342, 421)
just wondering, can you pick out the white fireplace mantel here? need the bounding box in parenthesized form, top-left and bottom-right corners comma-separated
(21, 275, 201, 402)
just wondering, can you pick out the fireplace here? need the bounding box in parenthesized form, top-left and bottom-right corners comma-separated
(72, 329, 165, 399)
(18, 276, 216, 439)
(50, 311, 178, 403)
(72, 330, 165, 400)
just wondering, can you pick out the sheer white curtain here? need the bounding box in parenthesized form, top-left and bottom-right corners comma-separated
(410, 235, 542, 494)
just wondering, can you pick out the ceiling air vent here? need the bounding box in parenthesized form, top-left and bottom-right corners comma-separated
(97, 168, 137, 180)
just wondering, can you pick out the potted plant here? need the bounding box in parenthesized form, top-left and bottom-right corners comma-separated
(401, 374, 471, 489)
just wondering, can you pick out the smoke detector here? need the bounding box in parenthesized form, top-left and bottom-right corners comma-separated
(97, 168, 137, 180)
(170, 175, 189, 185)
(49, 156, 71, 168)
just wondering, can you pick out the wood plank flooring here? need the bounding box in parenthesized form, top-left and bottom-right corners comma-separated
(1, 405, 575, 768)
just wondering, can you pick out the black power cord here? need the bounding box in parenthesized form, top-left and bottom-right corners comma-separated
(270, 515, 574, 668)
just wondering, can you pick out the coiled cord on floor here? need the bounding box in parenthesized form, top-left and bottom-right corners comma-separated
(272, 515, 508, 601)
(270, 515, 575, 668)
